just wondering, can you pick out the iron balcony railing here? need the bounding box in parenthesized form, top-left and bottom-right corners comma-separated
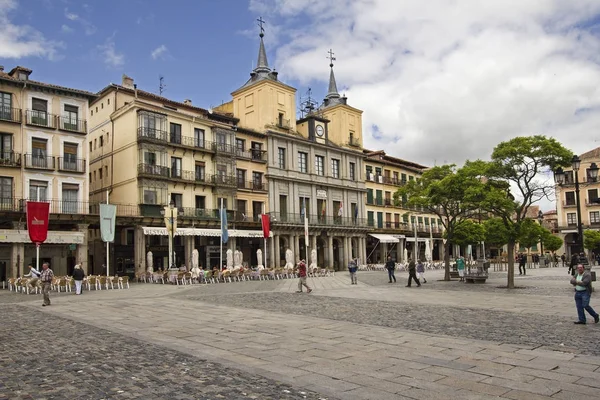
(0, 151, 21, 167)
(212, 174, 237, 187)
(215, 142, 236, 155)
(137, 163, 170, 178)
(24, 154, 55, 170)
(0, 107, 21, 123)
(58, 157, 86, 173)
(58, 116, 87, 133)
(171, 134, 215, 151)
(268, 212, 368, 228)
(562, 200, 577, 208)
(26, 110, 57, 129)
(235, 148, 267, 162)
(236, 180, 267, 191)
(137, 126, 169, 142)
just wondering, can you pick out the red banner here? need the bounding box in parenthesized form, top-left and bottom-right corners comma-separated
(261, 214, 270, 239)
(26, 201, 50, 245)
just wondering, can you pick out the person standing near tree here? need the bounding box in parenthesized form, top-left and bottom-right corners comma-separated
(570, 264, 599, 325)
(519, 253, 527, 276)
(385, 256, 396, 283)
(456, 256, 466, 282)
(39, 262, 54, 307)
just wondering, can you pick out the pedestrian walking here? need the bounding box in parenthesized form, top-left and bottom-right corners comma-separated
(72, 264, 85, 295)
(569, 253, 579, 276)
(570, 264, 599, 325)
(561, 253, 566, 268)
(406, 258, 421, 287)
(456, 256, 465, 282)
(348, 258, 358, 285)
(296, 260, 312, 293)
(39, 262, 54, 307)
(416, 259, 427, 283)
(519, 254, 527, 276)
(23, 264, 41, 294)
(385, 256, 396, 283)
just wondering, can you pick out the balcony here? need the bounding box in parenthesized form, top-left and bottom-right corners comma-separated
(586, 199, 600, 207)
(269, 212, 368, 228)
(212, 174, 237, 187)
(348, 136, 361, 148)
(235, 148, 267, 162)
(276, 118, 291, 130)
(24, 154, 55, 170)
(237, 180, 267, 192)
(0, 107, 21, 123)
(137, 163, 170, 178)
(562, 200, 577, 208)
(384, 199, 392, 206)
(0, 151, 21, 168)
(137, 126, 168, 143)
(215, 142, 236, 155)
(58, 117, 87, 133)
(58, 157, 86, 173)
(26, 110, 57, 129)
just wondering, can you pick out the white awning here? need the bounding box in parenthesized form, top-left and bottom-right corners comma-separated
(368, 233, 400, 243)
(405, 237, 430, 242)
(142, 227, 272, 238)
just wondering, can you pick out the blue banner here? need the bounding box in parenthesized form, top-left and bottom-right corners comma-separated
(221, 207, 229, 244)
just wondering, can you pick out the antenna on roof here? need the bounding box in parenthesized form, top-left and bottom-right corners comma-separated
(159, 75, 166, 96)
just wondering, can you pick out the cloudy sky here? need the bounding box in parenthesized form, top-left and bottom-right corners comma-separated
(2, 0, 600, 171)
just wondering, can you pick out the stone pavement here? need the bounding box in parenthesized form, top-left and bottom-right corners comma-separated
(2, 267, 600, 399)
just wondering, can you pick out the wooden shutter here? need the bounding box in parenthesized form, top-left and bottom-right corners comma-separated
(64, 143, 78, 155)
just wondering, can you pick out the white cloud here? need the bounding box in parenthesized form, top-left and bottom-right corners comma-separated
(64, 7, 96, 35)
(252, 0, 600, 172)
(61, 24, 73, 33)
(151, 44, 168, 60)
(0, 0, 62, 60)
(98, 38, 124, 68)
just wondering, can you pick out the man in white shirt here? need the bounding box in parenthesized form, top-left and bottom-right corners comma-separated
(24, 264, 41, 294)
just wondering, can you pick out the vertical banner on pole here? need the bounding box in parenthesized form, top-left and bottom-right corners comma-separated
(100, 204, 117, 276)
(261, 214, 270, 269)
(26, 201, 50, 273)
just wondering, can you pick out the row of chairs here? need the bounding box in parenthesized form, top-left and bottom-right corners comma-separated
(7, 275, 130, 294)
(361, 262, 444, 271)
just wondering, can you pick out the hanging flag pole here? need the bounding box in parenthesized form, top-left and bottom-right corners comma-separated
(220, 198, 223, 271)
(304, 198, 309, 266)
(261, 213, 270, 269)
(220, 198, 229, 270)
(106, 190, 109, 277)
(100, 193, 117, 278)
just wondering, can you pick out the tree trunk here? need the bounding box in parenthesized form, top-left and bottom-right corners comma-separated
(444, 240, 451, 281)
(507, 240, 515, 289)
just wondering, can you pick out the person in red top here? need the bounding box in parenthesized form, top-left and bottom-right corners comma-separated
(296, 259, 312, 293)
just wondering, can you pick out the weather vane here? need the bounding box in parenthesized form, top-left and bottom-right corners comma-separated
(327, 49, 336, 67)
(257, 16, 265, 36)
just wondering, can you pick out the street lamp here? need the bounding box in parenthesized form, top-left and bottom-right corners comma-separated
(537, 210, 544, 256)
(554, 156, 599, 260)
(161, 199, 178, 270)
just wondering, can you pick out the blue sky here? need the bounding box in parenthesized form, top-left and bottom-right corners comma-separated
(2, 0, 318, 109)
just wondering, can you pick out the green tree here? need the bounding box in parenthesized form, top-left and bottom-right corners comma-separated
(584, 230, 600, 253)
(395, 164, 485, 280)
(474, 135, 572, 288)
(518, 219, 544, 251)
(450, 219, 485, 255)
(483, 218, 512, 249)
(542, 231, 563, 254)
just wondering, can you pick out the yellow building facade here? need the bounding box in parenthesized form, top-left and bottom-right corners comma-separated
(0, 66, 96, 278)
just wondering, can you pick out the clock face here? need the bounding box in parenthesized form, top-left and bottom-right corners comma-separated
(316, 125, 324, 137)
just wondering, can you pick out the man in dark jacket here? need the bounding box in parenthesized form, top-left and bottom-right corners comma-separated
(385, 256, 396, 283)
(72, 264, 85, 295)
(406, 258, 421, 287)
(519, 254, 526, 276)
(569, 253, 579, 276)
(570, 264, 599, 324)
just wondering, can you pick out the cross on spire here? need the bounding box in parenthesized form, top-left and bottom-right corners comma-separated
(257, 16, 266, 37)
(327, 49, 336, 67)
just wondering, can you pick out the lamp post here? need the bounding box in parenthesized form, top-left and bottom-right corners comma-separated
(161, 199, 177, 270)
(537, 210, 544, 256)
(554, 156, 599, 259)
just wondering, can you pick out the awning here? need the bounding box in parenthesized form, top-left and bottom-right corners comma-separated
(142, 227, 272, 238)
(405, 237, 430, 242)
(368, 233, 400, 243)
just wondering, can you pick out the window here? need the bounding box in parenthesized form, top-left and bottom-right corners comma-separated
(393, 171, 399, 184)
(31, 98, 48, 126)
(99, 168, 103, 179)
(99, 136, 103, 147)
(218, 197, 228, 209)
(216, 132, 227, 151)
(236, 169, 246, 187)
(144, 152, 156, 165)
(91, 110, 93, 116)
(349, 131, 355, 145)
(386, 212, 392, 228)
(385, 191, 391, 206)
(401, 173, 407, 183)
(171, 157, 182, 178)
(298, 152, 307, 173)
(591, 211, 600, 224)
(252, 171, 263, 189)
(299, 196, 310, 217)
(216, 164, 228, 183)
(194, 128, 205, 148)
(62, 183, 79, 213)
(567, 213, 577, 226)
(279, 195, 288, 219)
(377, 212, 383, 229)
(63, 142, 77, 170)
(195, 195, 205, 210)
(251, 142, 263, 160)
(565, 192, 576, 206)
(367, 211, 374, 227)
(194, 161, 205, 182)
(105, 166, 108, 177)
(143, 190, 157, 204)
(376, 190, 383, 206)
(0, 177, 12, 203)
(409, 176, 414, 181)
(331, 159, 340, 178)
(170, 193, 182, 209)
(236, 138, 245, 153)
(315, 155, 324, 176)
(588, 189, 599, 205)
(366, 165, 373, 176)
(89, 141, 92, 153)
(237, 200, 247, 216)
(170, 123, 182, 144)
(88, 172, 91, 182)
(101, 103, 104, 109)
(349, 162, 356, 180)
(107, 98, 110, 105)
(94, 138, 97, 150)
(587, 167, 598, 183)
(252, 201, 263, 221)
(0, 92, 11, 120)
(0, 133, 12, 159)
(64, 104, 78, 130)
(29, 180, 48, 201)
(31, 138, 47, 167)
(394, 213, 400, 228)
(375, 167, 382, 177)
(367, 189, 373, 204)
(278, 147, 286, 169)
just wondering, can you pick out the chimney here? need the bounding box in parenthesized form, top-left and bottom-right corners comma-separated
(122, 74, 134, 89)
(183, 99, 192, 106)
(134, 84, 138, 98)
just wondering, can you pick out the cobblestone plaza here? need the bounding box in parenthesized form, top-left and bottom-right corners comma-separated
(2, 267, 600, 399)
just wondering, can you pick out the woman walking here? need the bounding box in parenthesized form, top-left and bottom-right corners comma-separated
(72, 264, 85, 295)
(416, 259, 427, 283)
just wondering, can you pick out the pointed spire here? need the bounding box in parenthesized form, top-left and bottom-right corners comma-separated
(255, 17, 270, 73)
(325, 49, 340, 100)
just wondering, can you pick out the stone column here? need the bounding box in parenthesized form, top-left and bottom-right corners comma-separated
(274, 235, 281, 267)
(184, 236, 193, 268)
(380, 242, 387, 264)
(397, 239, 404, 262)
(77, 224, 90, 274)
(269, 235, 275, 269)
(328, 235, 334, 269)
(134, 225, 146, 276)
(342, 236, 349, 268)
(311, 234, 317, 266)
(10, 243, 24, 278)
